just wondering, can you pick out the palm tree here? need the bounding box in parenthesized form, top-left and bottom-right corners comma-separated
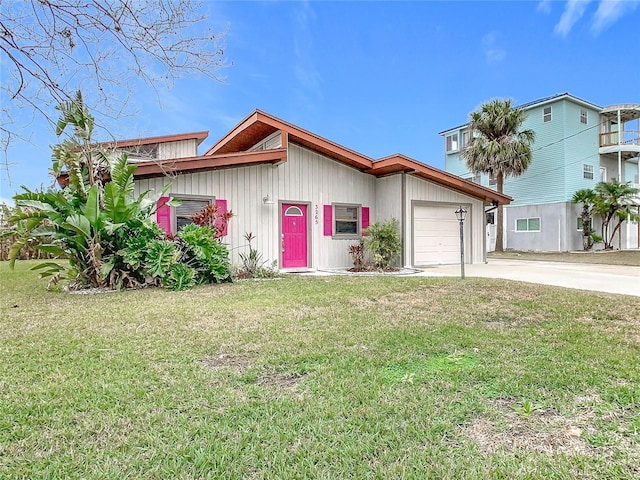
(571, 188, 598, 251)
(461, 99, 535, 252)
(592, 180, 640, 250)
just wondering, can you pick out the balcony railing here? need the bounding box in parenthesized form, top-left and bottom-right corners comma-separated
(600, 130, 640, 147)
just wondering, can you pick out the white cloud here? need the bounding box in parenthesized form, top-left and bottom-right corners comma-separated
(537, 0, 552, 14)
(482, 31, 506, 64)
(591, 0, 640, 34)
(553, 0, 638, 37)
(554, 0, 591, 37)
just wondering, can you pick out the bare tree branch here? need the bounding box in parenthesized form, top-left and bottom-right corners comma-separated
(1, 0, 229, 181)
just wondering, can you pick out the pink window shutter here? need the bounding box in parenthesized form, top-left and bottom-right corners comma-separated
(323, 205, 333, 236)
(156, 197, 172, 235)
(361, 207, 370, 233)
(214, 199, 228, 236)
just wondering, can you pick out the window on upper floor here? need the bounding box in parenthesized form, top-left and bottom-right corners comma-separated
(461, 130, 472, 149)
(489, 173, 497, 186)
(334, 204, 360, 236)
(583, 164, 594, 180)
(543, 107, 552, 123)
(580, 109, 588, 124)
(516, 217, 540, 232)
(446, 133, 459, 152)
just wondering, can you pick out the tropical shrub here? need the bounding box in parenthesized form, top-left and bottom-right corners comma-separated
(348, 240, 365, 270)
(572, 180, 639, 251)
(236, 232, 278, 279)
(6, 91, 232, 290)
(363, 219, 401, 270)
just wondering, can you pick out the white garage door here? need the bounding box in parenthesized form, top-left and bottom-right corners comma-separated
(413, 204, 462, 265)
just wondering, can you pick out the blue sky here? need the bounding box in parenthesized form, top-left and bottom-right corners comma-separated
(1, 0, 639, 205)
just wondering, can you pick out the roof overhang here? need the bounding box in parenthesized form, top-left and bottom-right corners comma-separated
(101, 131, 209, 149)
(132, 109, 510, 205)
(600, 104, 640, 123)
(370, 154, 512, 205)
(133, 148, 287, 179)
(207, 110, 374, 171)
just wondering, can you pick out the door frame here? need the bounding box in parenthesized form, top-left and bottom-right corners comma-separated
(279, 201, 311, 269)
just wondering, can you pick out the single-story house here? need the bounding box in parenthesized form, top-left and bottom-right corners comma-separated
(125, 110, 511, 270)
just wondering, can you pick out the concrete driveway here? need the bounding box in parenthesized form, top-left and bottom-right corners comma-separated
(418, 259, 640, 297)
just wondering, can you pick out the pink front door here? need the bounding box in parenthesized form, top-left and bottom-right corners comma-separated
(281, 203, 308, 268)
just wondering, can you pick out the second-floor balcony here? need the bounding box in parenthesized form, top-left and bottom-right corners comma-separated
(600, 130, 640, 147)
(599, 104, 640, 160)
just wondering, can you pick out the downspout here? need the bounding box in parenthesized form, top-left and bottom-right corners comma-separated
(401, 172, 407, 267)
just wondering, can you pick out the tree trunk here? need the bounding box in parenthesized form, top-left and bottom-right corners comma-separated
(495, 172, 504, 252)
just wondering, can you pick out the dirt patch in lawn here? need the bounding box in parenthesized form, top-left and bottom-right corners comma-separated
(258, 371, 308, 391)
(460, 398, 597, 456)
(201, 354, 252, 374)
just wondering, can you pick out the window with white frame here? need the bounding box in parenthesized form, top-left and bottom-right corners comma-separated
(461, 130, 472, 149)
(543, 106, 552, 123)
(489, 173, 497, 186)
(580, 109, 588, 124)
(174, 195, 213, 231)
(446, 133, 459, 152)
(577, 217, 592, 231)
(516, 217, 540, 232)
(583, 164, 594, 180)
(334, 204, 360, 236)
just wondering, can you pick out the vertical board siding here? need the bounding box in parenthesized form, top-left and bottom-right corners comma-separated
(133, 143, 377, 269)
(158, 139, 198, 160)
(133, 143, 492, 269)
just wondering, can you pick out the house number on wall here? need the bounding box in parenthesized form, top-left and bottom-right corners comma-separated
(314, 205, 318, 225)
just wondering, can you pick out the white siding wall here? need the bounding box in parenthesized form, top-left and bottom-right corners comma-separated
(135, 142, 376, 269)
(135, 142, 490, 269)
(403, 176, 485, 265)
(158, 139, 199, 160)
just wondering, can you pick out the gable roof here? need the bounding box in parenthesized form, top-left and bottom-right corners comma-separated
(134, 109, 511, 205)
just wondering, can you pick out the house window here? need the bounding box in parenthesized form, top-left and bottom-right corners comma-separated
(543, 107, 552, 123)
(577, 217, 592, 231)
(489, 173, 497, 186)
(516, 217, 541, 232)
(461, 130, 472, 148)
(174, 195, 213, 231)
(334, 204, 360, 236)
(583, 164, 594, 180)
(580, 109, 588, 124)
(446, 133, 459, 152)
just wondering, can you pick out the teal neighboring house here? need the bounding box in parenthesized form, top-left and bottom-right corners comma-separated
(440, 93, 640, 252)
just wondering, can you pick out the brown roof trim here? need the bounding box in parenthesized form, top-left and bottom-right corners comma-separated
(102, 131, 209, 149)
(371, 154, 512, 205)
(206, 109, 374, 171)
(133, 148, 287, 179)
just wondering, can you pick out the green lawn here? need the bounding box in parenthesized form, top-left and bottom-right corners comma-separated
(1, 261, 639, 479)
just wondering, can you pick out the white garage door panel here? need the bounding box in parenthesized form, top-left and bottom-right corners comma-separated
(413, 205, 461, 265)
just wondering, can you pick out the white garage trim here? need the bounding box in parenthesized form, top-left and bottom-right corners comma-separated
(412, 201, 471, 266)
